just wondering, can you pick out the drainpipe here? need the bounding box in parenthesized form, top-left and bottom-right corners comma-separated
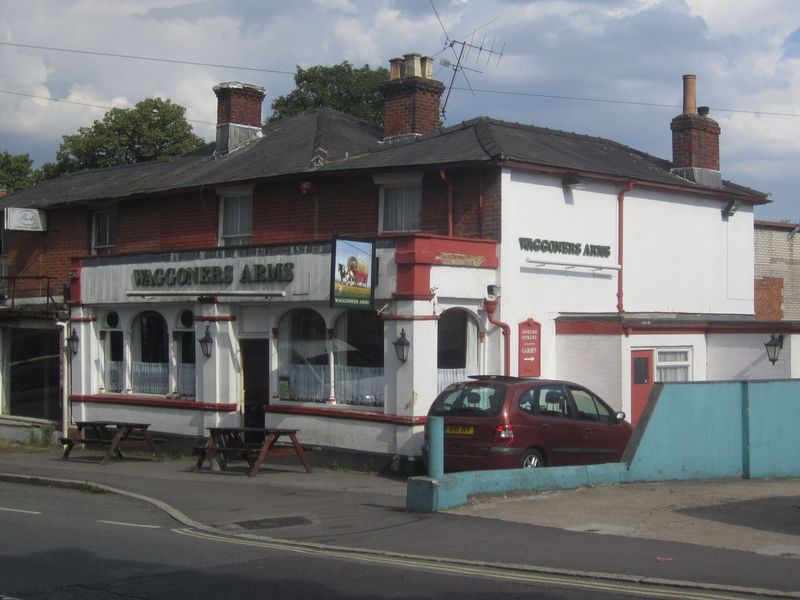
(440, 169, 453, 237)
(484, 298, 510, 376)
(617, 181, 635, 313)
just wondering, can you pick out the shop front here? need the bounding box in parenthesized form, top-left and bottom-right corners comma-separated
(67, 235, 499, 465)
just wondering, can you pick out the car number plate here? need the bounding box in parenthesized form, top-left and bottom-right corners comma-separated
(446, 424, 475, 435)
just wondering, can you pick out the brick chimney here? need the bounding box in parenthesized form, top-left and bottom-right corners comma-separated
(213, 82, 266, 154)
(670, 74, 721, 187)
(381, 53, 445, 141)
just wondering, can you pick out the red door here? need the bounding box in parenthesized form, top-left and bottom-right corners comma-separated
(631, 350, 653, 426)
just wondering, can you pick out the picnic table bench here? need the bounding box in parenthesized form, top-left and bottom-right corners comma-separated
(59, 421, 164, 464)
(194, 427, 312, 477)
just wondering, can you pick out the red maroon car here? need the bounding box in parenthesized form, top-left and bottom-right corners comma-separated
(424, 376, 632, 471)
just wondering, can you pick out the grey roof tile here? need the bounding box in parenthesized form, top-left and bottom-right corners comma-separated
(1, 107, 767, 209)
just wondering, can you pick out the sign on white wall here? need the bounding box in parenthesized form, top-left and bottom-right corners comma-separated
(4, 207, 47, 231)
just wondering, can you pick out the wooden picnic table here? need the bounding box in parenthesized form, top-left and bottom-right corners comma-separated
(59, 421, 164, 464)
(194, 427, 312, 477)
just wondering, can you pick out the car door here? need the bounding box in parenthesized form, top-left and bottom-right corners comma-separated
(529, 383, 587, 466)
(567, 384, 629, 464)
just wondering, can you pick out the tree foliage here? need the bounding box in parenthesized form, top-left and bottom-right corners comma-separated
(44, 97, 205, 178)
(0, 150, 40, 193)
(269, 61, 389, 126)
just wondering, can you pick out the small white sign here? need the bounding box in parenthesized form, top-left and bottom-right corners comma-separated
(5, 207, 47, 231)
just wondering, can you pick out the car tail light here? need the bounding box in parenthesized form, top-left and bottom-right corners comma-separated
(493, 424, 514, 443)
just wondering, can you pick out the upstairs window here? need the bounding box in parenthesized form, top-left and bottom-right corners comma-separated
(374, 173, 422, 233)
(219, 191, 253, 246)
(92, 209, 116, 254)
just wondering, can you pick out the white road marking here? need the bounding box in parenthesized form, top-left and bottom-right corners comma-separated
(97, 520, 161, 529)
(0, 506, 41, 515)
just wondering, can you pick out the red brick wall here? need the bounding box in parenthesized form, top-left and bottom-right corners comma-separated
(382, 78, 445, 137)
(670, 114, 720, 171)
(5, 207, 90, 296)
(755, 276, 784, 321)
(5, 167, 502, 298)
(215, 86, 264, 127)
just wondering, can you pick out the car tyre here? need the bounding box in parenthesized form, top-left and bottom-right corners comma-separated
(520, 449, 544, 468)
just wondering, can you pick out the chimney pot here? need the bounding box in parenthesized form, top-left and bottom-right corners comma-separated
(403, 53, 422, 78)
(682, 74, 697, 115)
(389, 58, 404, 81)
(421, 56, 433, 79)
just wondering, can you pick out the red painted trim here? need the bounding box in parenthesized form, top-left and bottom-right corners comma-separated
(392, 292, 435, 301)
(556, 320, 800, 335)
(381, 314, 439, 321)
(70, 394, 237, 412)
(265, 404, 426, 426)
(69, 317, 96, 323)
(194, 315, 237, 322)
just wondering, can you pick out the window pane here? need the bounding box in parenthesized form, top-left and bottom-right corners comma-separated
(633, 357, 649, 384)
(403, 187, 421, 230)
(382, 185, 420, 232)
(658, 351, 688, 363)
(221, 196, 253, 245)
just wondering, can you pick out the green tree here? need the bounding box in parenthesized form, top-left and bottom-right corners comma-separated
(269, 61, 389, 126)
(44, 97, 205, 178)
(0, 150, 40, 193)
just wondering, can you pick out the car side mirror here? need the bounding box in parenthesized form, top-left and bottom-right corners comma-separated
(615, 411, 626, 424)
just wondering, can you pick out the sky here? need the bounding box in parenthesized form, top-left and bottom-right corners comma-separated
(1, 0, 799, 222)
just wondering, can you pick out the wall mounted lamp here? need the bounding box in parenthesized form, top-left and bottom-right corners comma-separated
(393, 328, 411, 363)
(199, 326, 214, 358)
(67, 328, 80, 356)
(764, 334, 784, 365)
(562, 174, 588, 190)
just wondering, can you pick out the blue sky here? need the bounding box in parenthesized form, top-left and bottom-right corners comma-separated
(1, 0, 799, 222)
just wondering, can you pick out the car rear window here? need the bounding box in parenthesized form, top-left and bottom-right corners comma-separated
(429, 384, 506, 416)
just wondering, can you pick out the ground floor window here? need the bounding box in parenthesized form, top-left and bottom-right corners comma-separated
(104, 330, 124, 393)
(655, 348, 691, 382)
(437, 309, 479, 392)
(278, 308, 328, 402)
(7, 328, 60, 420)
(334, 310, 384, 406)
(276, 308, 385, 406)
(131, 311, 169, 394)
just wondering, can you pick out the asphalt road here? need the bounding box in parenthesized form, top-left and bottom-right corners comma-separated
(0, 481, 773, 600)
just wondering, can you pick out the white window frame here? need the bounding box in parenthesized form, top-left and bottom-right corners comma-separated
(218, 186, 253, 247)
(654, 347, 692, 383)
(92, 208, 116, 254)
(373, 173, 423, 233)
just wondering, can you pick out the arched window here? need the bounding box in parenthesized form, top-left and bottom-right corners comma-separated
(277, 309, 328, 402)
(437, 309, 479, 392)
(333, 310, 384, 407)
(131, 310, 169, 394)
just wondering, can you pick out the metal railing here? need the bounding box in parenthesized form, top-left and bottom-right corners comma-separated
(0, 275, 62, 316)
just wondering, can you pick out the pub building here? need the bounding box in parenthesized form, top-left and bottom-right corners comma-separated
(1, 55, 794, 471)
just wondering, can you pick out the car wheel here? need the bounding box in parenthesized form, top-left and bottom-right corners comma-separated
(520, 449, 544, 468)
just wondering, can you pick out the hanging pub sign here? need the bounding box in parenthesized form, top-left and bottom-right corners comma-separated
(329, 236, 376, 310)
(518, 318, 541, 377)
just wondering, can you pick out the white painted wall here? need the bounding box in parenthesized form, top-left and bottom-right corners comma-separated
(623, 190, 754, 314)
(707, 333, 791, 380)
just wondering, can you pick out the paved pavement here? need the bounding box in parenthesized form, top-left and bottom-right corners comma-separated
(1, 448, 799, 597)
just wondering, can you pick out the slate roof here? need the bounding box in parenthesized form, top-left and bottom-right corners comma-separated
(2, 107, 768, 209)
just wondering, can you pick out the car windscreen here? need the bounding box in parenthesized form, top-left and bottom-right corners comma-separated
(428, 384, 506, 417)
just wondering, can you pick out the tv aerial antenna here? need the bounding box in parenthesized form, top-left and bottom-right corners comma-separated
(429, 1, 505, 120)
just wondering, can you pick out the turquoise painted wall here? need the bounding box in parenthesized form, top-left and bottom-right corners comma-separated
(407, 380, 800, 512)
(748, 380, 800, 478)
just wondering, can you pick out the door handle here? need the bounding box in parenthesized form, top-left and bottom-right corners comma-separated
(584, 428, 592, 433)
(542, 423, 551, 430)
